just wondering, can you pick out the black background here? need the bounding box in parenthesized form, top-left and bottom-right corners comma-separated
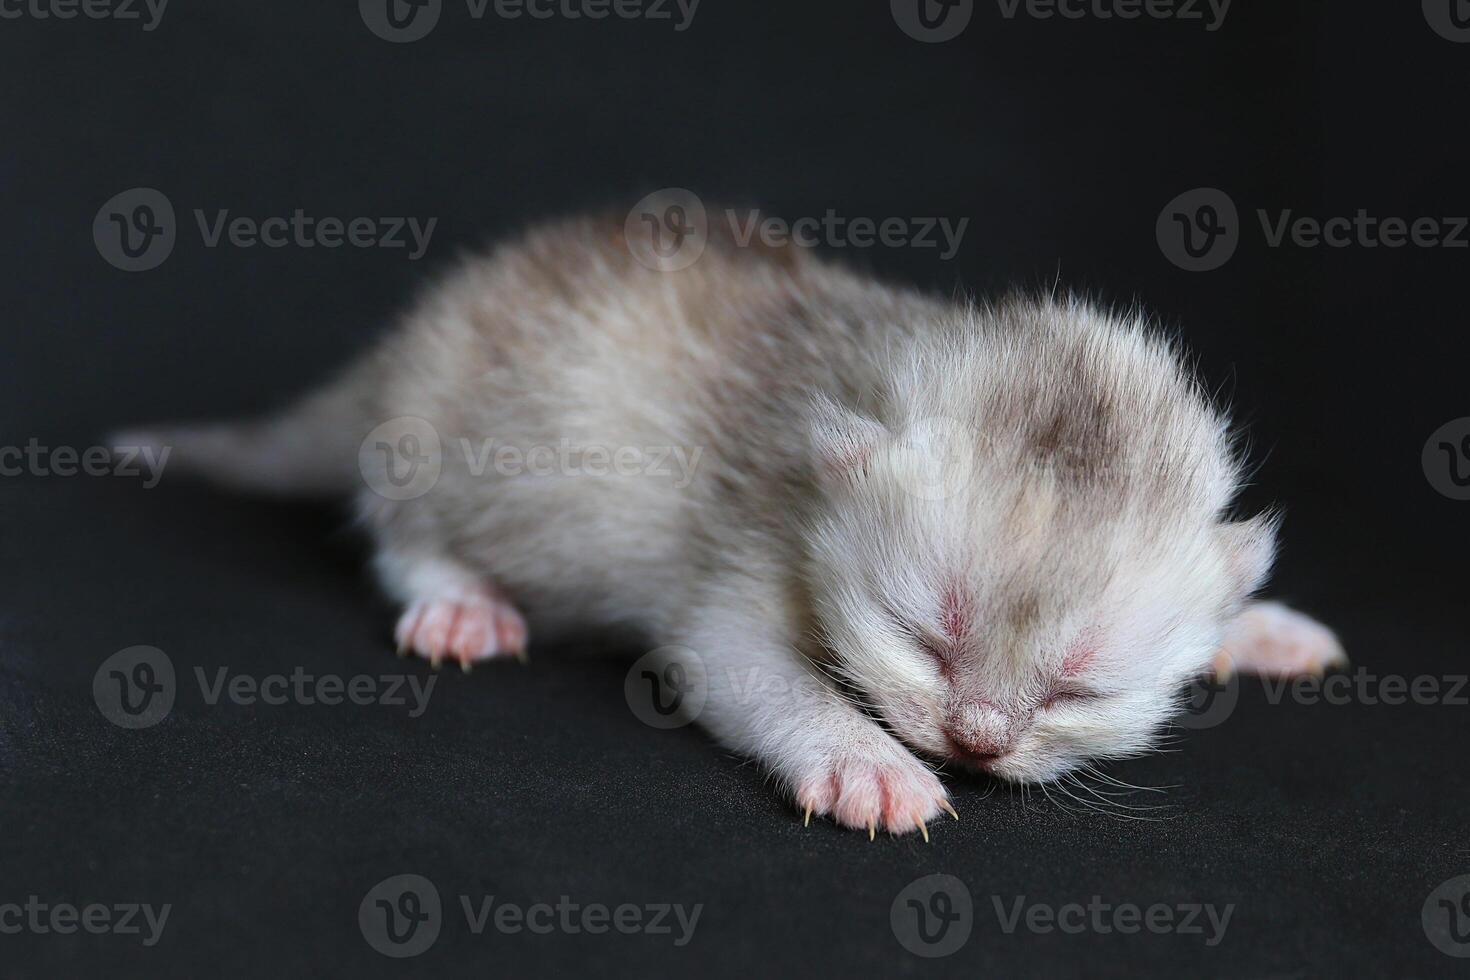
(4, 1, 1469, 976)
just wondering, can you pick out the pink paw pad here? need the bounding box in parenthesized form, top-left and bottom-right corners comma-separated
(395, 593, 528, 669)
(794, 751, 953, 839)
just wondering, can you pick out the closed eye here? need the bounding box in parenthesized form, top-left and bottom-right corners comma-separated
(1040, 686, 1100, 710)
(884, 609, 953, 672)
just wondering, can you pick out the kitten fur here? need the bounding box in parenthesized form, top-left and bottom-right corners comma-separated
(122, 205, 1340, 835)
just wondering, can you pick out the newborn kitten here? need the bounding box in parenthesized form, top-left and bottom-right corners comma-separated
(120, 206, 1344, 836)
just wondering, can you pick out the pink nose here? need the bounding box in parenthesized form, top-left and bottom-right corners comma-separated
(944, 704, 1015, 763)
(945, 729, 1010, 762)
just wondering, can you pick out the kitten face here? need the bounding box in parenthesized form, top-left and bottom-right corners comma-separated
(802, 395, 1275, 784)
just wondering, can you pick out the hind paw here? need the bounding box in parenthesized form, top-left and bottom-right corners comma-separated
(1213, 601, 1346, 679)
(394, 591, 528, 670)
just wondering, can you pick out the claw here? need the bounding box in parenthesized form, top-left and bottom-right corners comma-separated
(513, 647, 529, 666)
(460, 658, 473, 674)
(867, 820, 875, 842)
(803, 804, 812, 828)
(396, 643, 410, 659)
(916, 816, 929, 843)
(939, 799, 959, 822)
(430, 655, 442, 671)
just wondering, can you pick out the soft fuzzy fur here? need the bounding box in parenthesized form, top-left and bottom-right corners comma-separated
(121, 207, 1343, 835)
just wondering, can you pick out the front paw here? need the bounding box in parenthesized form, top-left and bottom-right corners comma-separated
(789, 736, 953, 839)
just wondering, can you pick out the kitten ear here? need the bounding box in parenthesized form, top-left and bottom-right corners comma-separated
(808, 393, 887, 481)
(1218, 512, 1280, 597)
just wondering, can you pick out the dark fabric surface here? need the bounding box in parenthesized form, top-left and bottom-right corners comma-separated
(4, 2, 1469, 976)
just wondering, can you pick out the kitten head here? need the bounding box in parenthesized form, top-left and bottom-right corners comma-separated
(800, 298, 1275, 783)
